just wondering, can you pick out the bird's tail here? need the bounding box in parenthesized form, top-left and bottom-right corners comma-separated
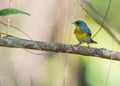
(90, 39, 97, 44)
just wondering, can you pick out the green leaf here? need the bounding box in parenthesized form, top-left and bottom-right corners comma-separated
(0, 8, 30, 16)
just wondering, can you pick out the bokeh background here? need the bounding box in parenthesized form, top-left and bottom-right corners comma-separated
(0, 0, 120, 86)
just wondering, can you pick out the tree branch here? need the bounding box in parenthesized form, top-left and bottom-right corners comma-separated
(0, 36, 120, 61)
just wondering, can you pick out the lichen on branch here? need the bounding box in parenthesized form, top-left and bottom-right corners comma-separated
(0, 36, 120, 61)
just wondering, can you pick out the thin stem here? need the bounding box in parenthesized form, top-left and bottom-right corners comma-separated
(62, 0, 68, 86)
(92, 0, 112, 38)
(6, 0, 13, 34)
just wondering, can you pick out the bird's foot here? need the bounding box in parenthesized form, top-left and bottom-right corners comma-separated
(75, 43, 81, 47)
(87, 44, 90, 48)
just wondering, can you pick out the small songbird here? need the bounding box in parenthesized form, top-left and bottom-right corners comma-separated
(72, 20, 97, 47)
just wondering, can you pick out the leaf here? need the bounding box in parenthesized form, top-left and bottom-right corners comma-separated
(0, 8, 30, 16)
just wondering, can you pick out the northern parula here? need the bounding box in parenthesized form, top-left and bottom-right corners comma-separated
(72, 20, 97, 47)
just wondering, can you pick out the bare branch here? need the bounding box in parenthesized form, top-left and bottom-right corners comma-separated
(0, 36, 120, 61)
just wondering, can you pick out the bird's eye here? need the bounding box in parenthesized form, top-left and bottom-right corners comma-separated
(76, 22, 79, 25)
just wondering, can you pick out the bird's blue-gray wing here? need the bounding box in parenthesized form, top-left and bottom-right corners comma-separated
(79, 25, 92, 36)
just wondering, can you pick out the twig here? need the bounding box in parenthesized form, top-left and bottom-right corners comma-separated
(78, 1, 120, 45)
(0, 36, 120, 61)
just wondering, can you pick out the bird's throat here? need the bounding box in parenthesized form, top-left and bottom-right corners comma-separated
(74, 23, 79, 30)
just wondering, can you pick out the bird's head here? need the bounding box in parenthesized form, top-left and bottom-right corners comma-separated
(72, 20, 86, 26)
(72, 20, 87, 29)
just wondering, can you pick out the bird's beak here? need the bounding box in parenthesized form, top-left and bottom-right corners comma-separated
(72, 22, 78, 28)
(72, 22, 75, 24)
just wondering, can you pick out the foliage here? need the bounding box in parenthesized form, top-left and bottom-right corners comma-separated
(0, 8, 30, 16)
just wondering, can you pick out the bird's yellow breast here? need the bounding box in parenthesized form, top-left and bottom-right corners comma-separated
(73, 23, 88, 39)
(74, 28, 88, 38)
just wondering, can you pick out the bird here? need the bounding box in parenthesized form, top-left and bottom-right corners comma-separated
(72, 20, 97, 47)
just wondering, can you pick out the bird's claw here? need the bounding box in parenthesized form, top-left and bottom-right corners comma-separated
(75, 43, 80, 47)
